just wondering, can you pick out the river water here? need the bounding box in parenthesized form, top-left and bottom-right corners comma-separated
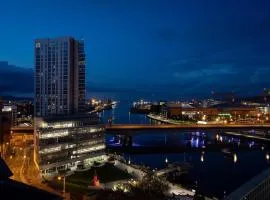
(90, 92, 270, 199)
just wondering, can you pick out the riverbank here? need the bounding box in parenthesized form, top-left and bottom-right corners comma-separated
(147, 114, 195, 125)
(112, 155, 195, 197)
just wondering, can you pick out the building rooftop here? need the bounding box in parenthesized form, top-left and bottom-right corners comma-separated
(37, 113, 101, 122)
(209, 102, 256, 109)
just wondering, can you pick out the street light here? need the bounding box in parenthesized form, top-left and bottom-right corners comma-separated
(58, 176, 66, 199)
(266, 153, 269, 161)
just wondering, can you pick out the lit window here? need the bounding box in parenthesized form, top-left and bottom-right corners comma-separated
(39, 130, 68, 139)
(36, 42, 41, 48)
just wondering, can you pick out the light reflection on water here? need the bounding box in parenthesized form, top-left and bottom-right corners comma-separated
(99, 99, 270, 198)
(106, 130, 270, 198)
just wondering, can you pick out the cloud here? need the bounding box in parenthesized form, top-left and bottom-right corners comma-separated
(250, 68, 270, 83)
(0, 61, 33, 95)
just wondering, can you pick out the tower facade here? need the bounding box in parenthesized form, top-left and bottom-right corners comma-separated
(34, 37, 85, 117)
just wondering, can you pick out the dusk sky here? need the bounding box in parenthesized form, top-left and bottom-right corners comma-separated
(0, 0, 270, 98)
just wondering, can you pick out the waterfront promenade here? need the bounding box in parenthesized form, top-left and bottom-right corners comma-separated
(112, 157, 194, 196)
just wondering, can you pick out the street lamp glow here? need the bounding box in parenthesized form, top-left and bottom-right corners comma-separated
(165, 157, 168, 164)
(57, 176, 62, 181)
(202, 115, 206, 121)
(266, 153, 270, 161)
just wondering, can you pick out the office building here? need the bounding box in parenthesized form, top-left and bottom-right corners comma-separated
(35, 37, 85, 116)
(36, 115, 105, 176)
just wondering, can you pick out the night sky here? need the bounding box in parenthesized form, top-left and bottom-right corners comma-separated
(0, 0, 270, 98)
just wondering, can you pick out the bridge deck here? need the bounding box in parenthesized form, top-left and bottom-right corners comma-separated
(106, 124, 270, 130)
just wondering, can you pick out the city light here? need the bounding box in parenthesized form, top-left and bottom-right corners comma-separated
(266, 153, 269, 161)
(201, 154, 204, 162)
(3, 12, 270, 200)
(233, 154, 238, 163)
(202, 115, 206, 121)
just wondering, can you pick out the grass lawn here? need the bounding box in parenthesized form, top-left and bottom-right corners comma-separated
(68, 163, 132, 185)
(48, 163, 132, 195)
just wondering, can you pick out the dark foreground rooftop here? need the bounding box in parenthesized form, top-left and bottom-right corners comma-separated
(0, 157, 62, 200)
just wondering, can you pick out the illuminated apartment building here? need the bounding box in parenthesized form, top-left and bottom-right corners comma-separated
(34, 37, 105, 176)
(34, 37, 85, 116)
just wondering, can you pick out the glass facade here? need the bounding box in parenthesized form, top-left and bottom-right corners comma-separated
(36, 115, 105, 174)
(34, 37, 86, 117)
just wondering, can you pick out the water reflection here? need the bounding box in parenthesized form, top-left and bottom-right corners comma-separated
(106, 130, 264, 150)
(200, 154, 204, 162)
(266, 153, 269, 161)
(233, 153, 237, 163)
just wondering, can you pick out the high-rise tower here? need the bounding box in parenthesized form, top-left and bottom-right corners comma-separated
(34, 37, 85, 116)
(34, 37, 105, 177)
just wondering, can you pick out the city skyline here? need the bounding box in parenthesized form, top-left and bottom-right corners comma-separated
(0, 0, 270, 98)
(1, 1, 270, 199)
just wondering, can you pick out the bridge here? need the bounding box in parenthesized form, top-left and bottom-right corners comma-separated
(10, 123, 270, 132)
(105, 124, 270, 131)
(10, 124, 270, 143)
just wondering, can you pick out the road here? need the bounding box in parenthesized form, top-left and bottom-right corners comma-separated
(4, 145, 60, 196)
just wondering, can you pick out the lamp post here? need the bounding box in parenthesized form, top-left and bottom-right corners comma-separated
(58, 175, 66, 199)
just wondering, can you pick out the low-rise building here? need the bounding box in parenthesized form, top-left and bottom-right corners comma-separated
(35, 114, 106, 177)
